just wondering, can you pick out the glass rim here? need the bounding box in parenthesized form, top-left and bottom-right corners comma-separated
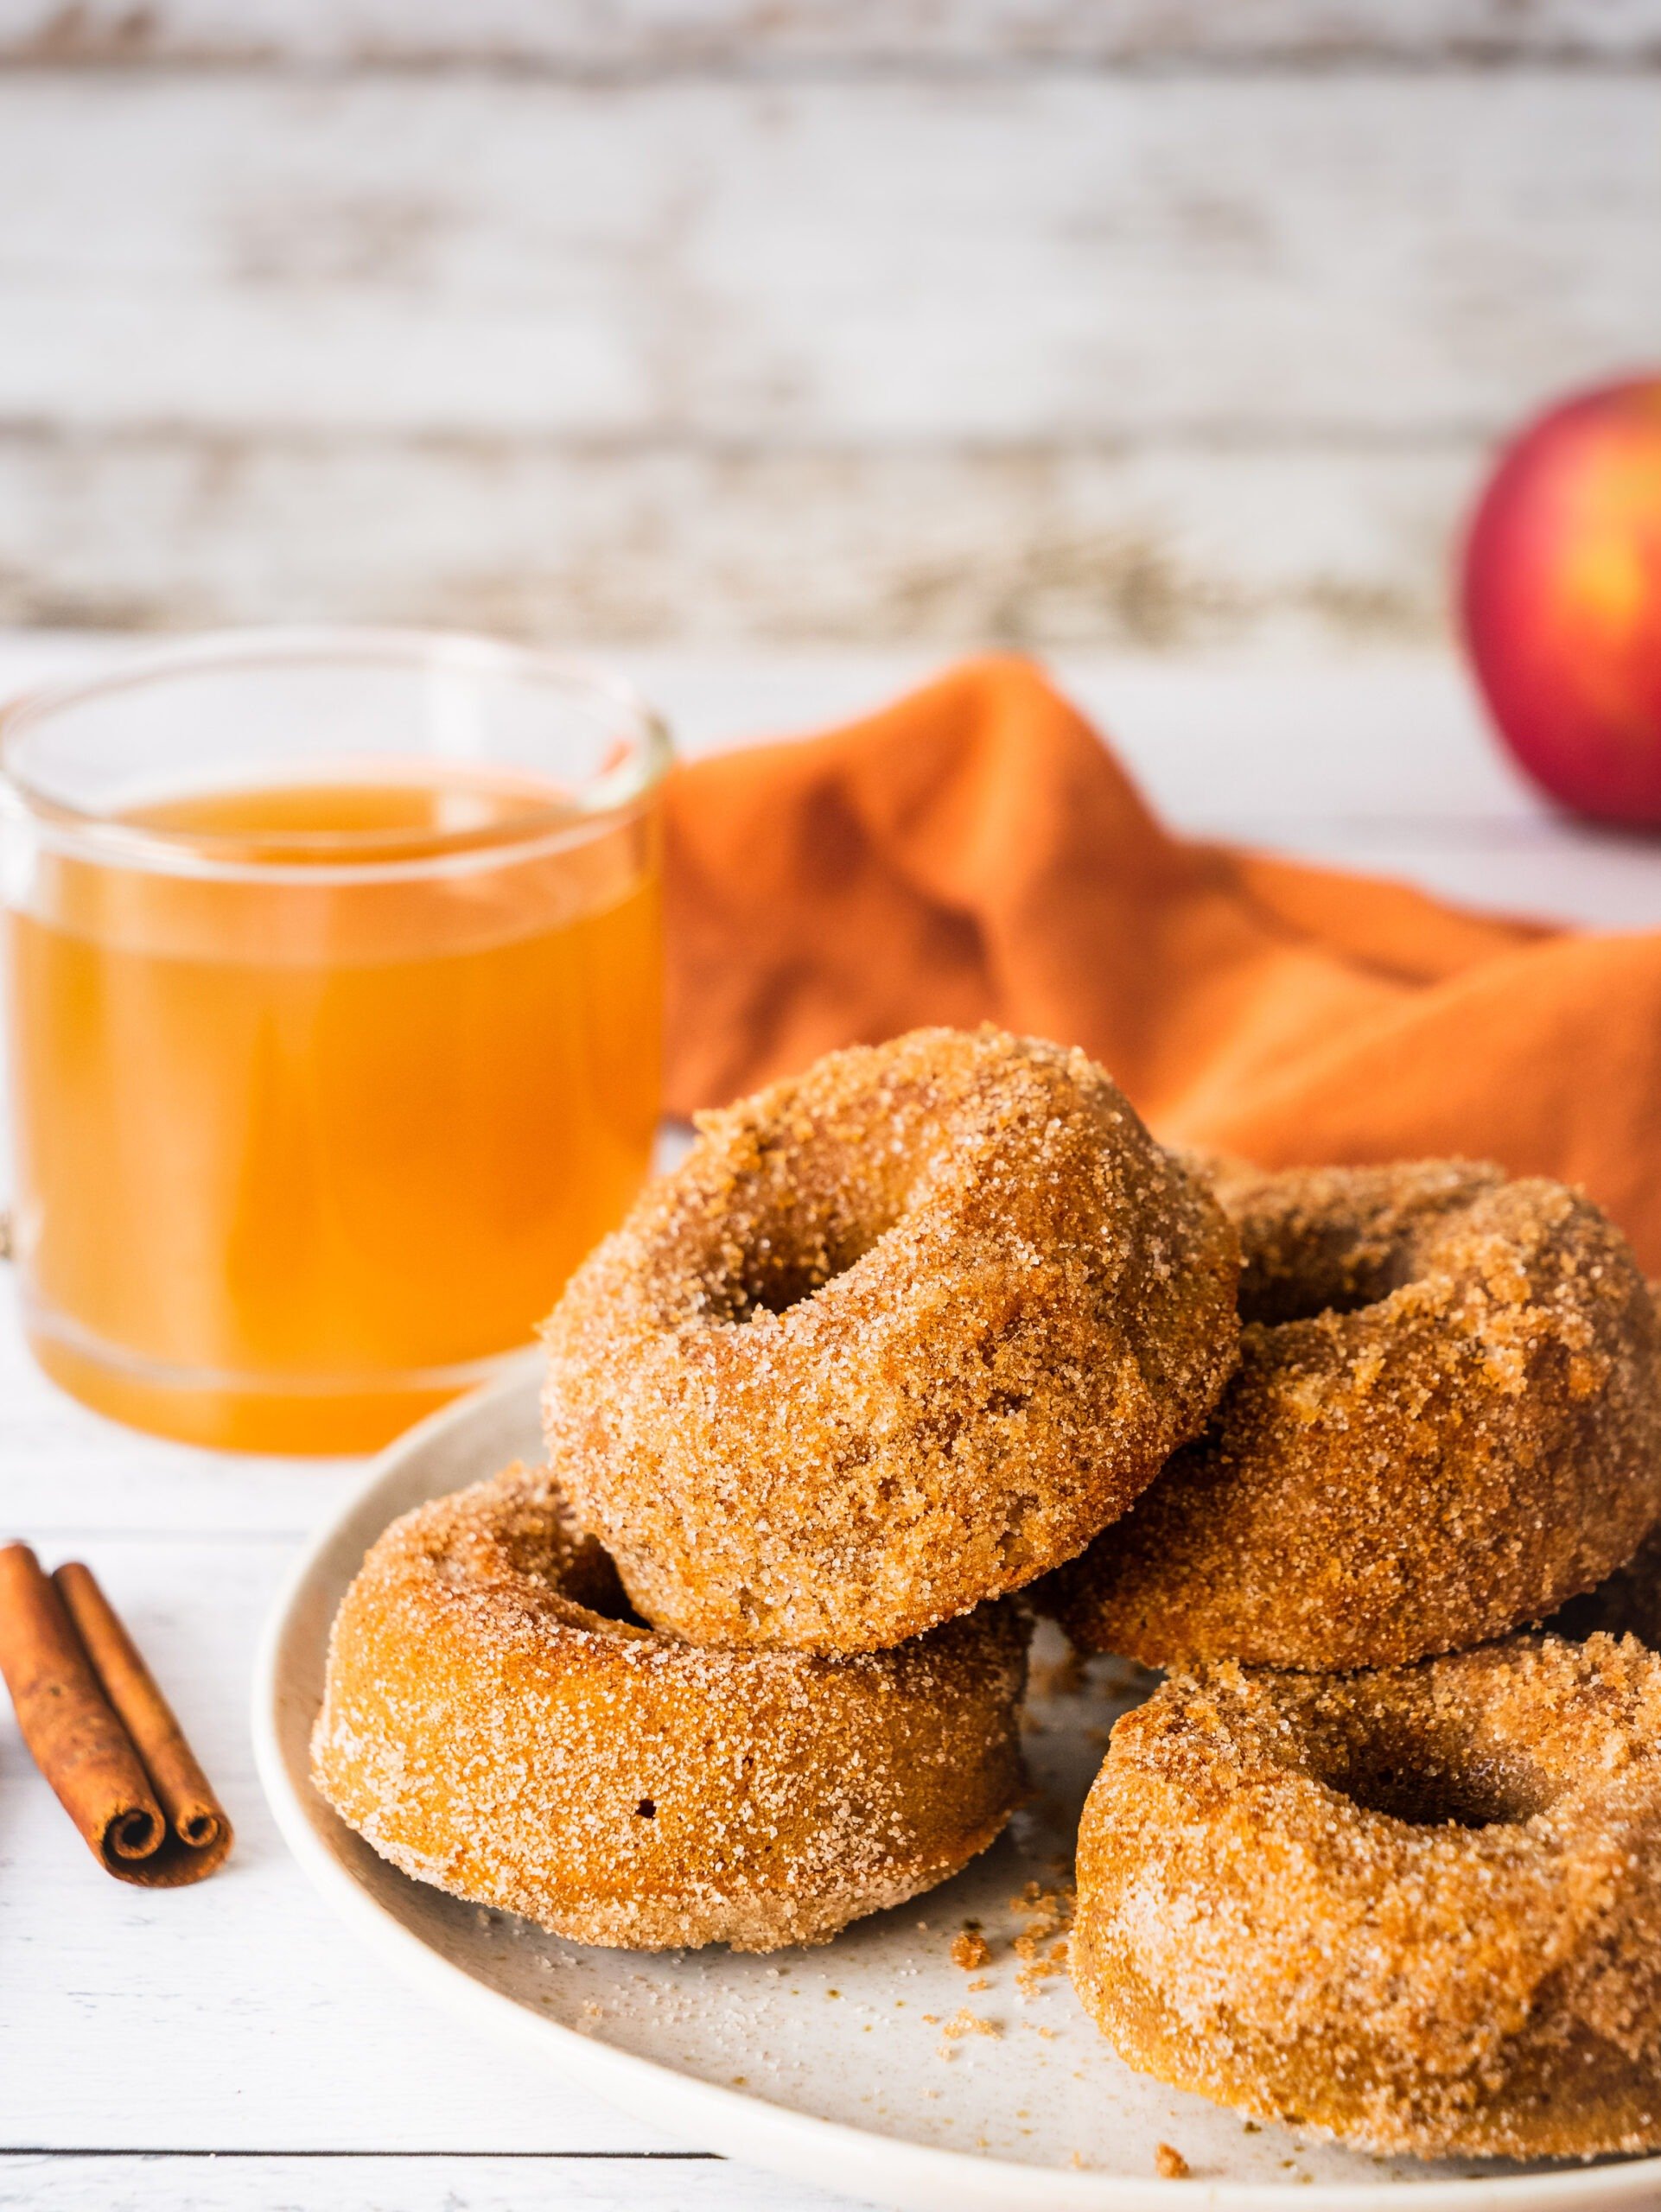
(0, 626, 674, 883)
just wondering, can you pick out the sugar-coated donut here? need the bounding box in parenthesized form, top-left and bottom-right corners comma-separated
(1043, 1160, 1661, 1670)
(311, 1464, 1028, 1952)
(541, 1027, 1239, 1655)
(1072, 1636, 1661, 2158)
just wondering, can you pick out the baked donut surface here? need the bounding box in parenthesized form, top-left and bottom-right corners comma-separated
(542, 1027, 1239, 1654)
(1044, 1160, 1661, 1669)
(1072, 1636, 1661, 2158)
(311, 1464, 1028, 1952)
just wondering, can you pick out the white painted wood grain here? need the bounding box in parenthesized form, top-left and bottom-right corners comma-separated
(3, 0, 1658, 67)
(0, 2154, 863, 2212)
(0, 430, 1481, 645)
(4, 73, 1651, 439)
(0, 68, 1654, 639)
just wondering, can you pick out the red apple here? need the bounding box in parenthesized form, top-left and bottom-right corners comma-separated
(1462, 376, 1661, 825)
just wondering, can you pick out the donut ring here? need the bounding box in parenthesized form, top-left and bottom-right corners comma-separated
(310, 1464, 1028, 1952)
(541, 1027, 1238, 1655)
(1043, 1160, 1661, 1669)
(1071, 1635, 1661, 2158)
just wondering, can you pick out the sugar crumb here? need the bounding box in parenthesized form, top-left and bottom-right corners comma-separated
(951, 1928, 990, 1972)
(937, 2007, 1002, 2057)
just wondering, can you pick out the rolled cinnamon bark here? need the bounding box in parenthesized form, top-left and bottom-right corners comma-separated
(0, 1543, 231, 1885)
(0, 1543, 163, 1872)
(54, 1561, 232, 1881)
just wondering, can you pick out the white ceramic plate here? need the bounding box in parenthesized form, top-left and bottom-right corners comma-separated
(253, 1363, 1661, 2212)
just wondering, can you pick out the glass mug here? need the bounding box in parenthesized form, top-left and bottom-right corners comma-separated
(0, 630, 669, 1453)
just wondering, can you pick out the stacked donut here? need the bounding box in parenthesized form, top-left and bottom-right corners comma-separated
(312, 1028, 1241, 1951)
(1050, 1157, 1661, 2159)
(310, 1027, 1661, 2163)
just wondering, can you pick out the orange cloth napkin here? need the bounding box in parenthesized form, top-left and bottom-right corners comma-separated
(664, 656, 1661, 1269)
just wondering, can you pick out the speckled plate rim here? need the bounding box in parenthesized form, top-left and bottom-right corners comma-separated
(252, 1358, 1661, 2212)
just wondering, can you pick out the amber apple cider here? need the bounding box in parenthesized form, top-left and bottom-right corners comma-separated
(8, 775, 662, 1451)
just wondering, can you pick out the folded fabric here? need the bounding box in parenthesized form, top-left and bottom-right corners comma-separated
(663, 655, 1661, 1269)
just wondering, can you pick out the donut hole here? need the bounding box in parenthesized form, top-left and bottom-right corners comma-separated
(1333, 1758, 1533, 1829)
(740, 1239, 872, 1317)
(1322, 1718, 1556, 1830)
(1240, 1242, 1416, 1327)
(728, 1200, 902, 1319)
(581, 1579, 652, 1630)
(706, 1112, 963, 1321)
(527, 1528, 651, 1628)
(1229, 1162, 1509, 1330)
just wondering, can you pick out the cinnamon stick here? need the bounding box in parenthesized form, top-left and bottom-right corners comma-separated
(54, 1561, 232, 1881)
(0, 1543, 231, 1885)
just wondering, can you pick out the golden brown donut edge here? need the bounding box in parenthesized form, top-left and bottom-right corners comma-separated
(1044, 1160, 1661, 1670)
(541, 1027, 1241, 1655)
(1071, 1635, 1661, 2159)
(310, 1464, 1029, 1953)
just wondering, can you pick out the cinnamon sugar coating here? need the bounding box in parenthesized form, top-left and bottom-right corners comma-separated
(311, 1465, 1028, 1953)
(542, 1027, 1239, 1654)
(1043, 1160, 1661, 1669)
(1072, 1636, 1661, 2158)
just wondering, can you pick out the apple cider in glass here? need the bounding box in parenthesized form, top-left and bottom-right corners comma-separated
(0, 635, 668, 1452)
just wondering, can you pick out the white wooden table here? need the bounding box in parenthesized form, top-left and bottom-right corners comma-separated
(1, 639, 1657, 2212)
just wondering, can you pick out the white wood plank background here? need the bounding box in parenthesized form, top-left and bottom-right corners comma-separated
(0, 20, 1656, 642)
(3, 0, 1658, 67)
(0, 2158, 850, 2212)
(0, 633, 1657, 2211)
